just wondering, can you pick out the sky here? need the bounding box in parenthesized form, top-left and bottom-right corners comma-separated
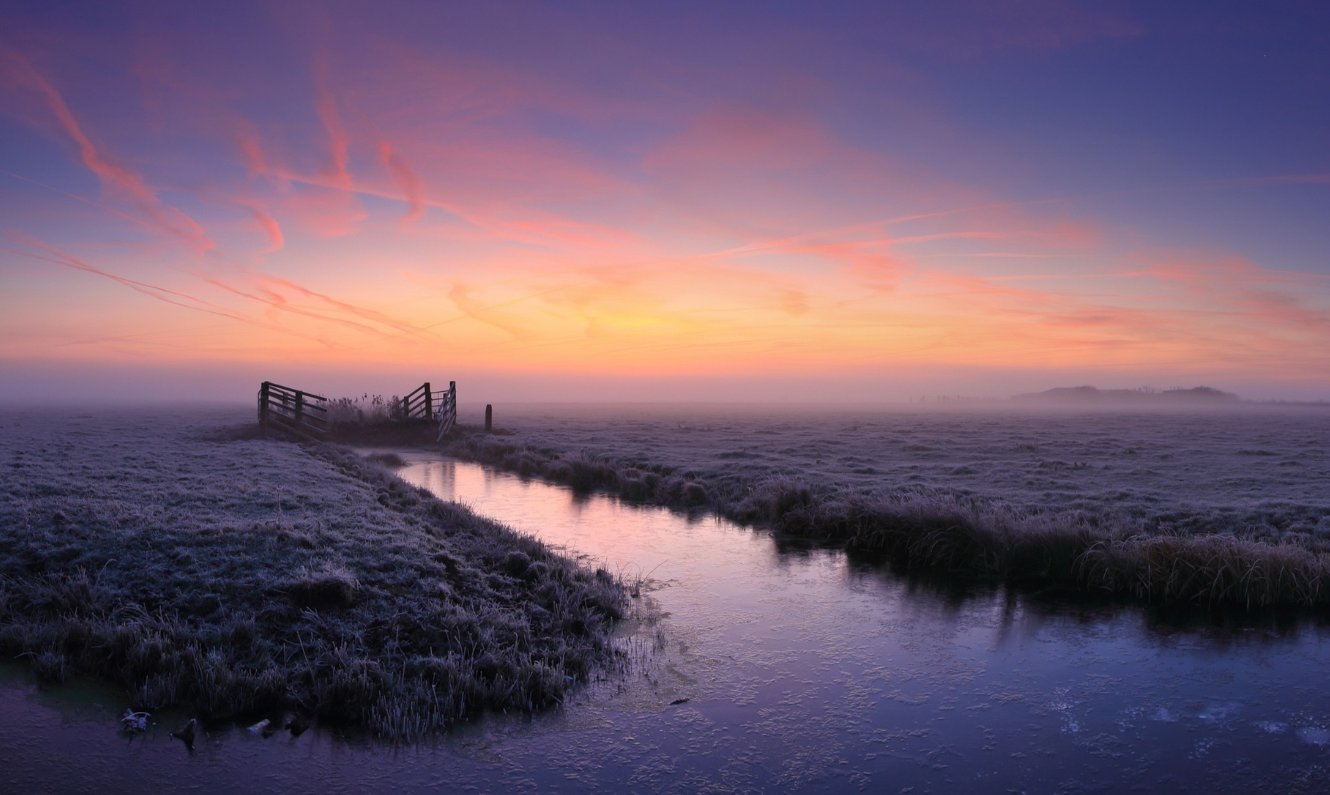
(2, 0, 1328, 404)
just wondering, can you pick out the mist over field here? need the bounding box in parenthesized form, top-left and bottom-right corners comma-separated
(5, 356, 1329, 407)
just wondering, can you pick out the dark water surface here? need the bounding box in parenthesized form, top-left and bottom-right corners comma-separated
(6, 453, 1330, 792)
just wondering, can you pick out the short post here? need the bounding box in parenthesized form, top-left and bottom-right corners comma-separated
(258, 382, 270, 438)
(485, 403, 493, 433)
(294, 390, 304, 426)
(424, 382, 433, 420)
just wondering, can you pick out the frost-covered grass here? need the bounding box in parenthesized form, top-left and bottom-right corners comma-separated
(0, 407, 625, 739)
(441, 404, 1330, 609)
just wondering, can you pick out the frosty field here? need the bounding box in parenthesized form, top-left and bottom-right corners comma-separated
(447, 403, 1330, 607)
(4, 402, 1330, 791)
(0, 406, 624, 739)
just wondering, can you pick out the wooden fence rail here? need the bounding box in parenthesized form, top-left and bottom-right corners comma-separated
(435, 380, 457, 441)
(399, 381, 457, 440)
(258, 381, 329, 439)
(401, 382, 434, 421)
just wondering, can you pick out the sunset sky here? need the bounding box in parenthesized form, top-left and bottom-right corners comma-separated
(2, 1, 1328, 403)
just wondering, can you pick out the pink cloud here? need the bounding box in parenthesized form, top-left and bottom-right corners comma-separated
(1138, 250, 1330, 337)
(644, 107, 841, 174)
(3, 236, 384, 354)
(448, 282, 534, 339)
(640, 113, 887, 241)
(243, 203, 285, 253)
(258, 275, 428, 337)
(377, 141, 426, 225)
(0, 47, 214, 254)
(787, 239, 907, 292)
(87, 29, 644, 252)
(200, 274, 390, 338)
(232, 121, 272, 178)
(309, 52, 356, 184)
(906, 254, 1330, 378)
(278, 184, 368, 239)
(5, 234, 240, 321)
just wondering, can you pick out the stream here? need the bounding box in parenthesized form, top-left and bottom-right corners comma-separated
(5, 451, 1330, 792)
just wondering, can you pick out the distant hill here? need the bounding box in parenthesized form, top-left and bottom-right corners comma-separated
(1013, 385, 1240, 405)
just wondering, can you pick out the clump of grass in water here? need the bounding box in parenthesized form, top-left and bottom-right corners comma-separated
(0, 412, 627, 740)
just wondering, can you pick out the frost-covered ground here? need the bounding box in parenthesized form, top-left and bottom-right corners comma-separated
(479, 404, 1330, 535)
(0, 406, 624, 739)
(446, 403, 1330, 606)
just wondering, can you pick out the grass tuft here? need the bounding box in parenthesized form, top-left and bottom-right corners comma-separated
(280, 564, 360, 609)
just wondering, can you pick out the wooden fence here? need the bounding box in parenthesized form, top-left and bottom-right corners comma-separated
(259, 380, 457, 441)
(400, 381, 457, 440)
(257, 381, 329, 439)
(400, 382, 435, 421)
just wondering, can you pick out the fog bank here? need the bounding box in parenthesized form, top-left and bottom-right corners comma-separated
(1, 359, 1325, 407)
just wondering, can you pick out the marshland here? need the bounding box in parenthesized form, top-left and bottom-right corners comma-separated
(4, 401, 1330, 792)
(446, 402, 1330, 608)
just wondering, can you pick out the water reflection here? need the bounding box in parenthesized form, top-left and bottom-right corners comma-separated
(6, 452, 1330, 793)
(391, 454, 1330, 791)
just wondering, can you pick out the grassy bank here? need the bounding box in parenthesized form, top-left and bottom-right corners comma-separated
(442, 427, 1330, 610)
(0, 408, 625, 739)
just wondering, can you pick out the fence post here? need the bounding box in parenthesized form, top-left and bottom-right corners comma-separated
(258, 382, 270, 438)
(448, 381, 457, 431)
(295, 390, 304, 427)
(485, 403, 493, 433)
(424, 382, 432, 419)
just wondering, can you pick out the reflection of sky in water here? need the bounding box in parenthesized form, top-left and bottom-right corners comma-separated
(7, 453, 1330, 793)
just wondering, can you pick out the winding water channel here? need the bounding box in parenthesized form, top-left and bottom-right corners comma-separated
(6, 451, 1330, 792)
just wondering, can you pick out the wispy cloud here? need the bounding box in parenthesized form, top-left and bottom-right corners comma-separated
(232, 120, 273, 179)
(377, 141, 426, 225)
(313, 57, 353, 191)
(447, 282, 535, 340)
(4, 235, 239, 321)
(239, 201, 284, 253)
(258, 275, 431, 338)
(0, 47, 214, 253)
(1137, 250, 1330, 337)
